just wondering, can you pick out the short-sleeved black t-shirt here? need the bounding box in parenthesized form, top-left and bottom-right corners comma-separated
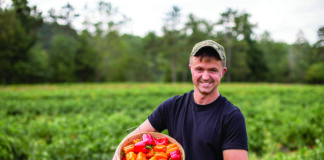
(148, 90, 248, 160)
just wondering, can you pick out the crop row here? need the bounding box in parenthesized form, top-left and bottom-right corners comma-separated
(0, 83, 323, 159)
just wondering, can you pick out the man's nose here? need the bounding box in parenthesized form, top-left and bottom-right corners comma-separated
(202, 71, 209, 80)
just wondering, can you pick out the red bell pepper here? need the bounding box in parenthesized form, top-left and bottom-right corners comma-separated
(153, 137, 168, 145)
(169, 150, 181, 160)
(134, 141, 149, 153)
(142, 134, 155, 145)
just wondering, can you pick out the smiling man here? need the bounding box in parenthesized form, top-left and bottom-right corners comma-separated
(113, 40, 248, 160)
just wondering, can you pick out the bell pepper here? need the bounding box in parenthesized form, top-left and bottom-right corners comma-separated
(153, 145, 166, 152)
(153, 137, 168, 145)
(166, 144, 179, 155)
(142, 134, 155, 145)
(146, 149, 154, 158)
(136, 152, 147, 160)
(148, 157, 156, 160)
(169, 150, 181, 160)
(166, 143, 177, 150)
(132, 138, 142, 144)
(126, 152, 137, 160)
(123, 144, 135, 154)
(154, 152, 168, 159)
(134, 141, 149, 153)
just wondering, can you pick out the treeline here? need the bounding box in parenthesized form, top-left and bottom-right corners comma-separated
(1, 0, 324, 84)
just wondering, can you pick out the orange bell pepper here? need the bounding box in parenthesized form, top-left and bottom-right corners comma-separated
(166, 144, 179, 155)
(153, 145, 166, 152)
(132, 138, 142, 144)
(136, 152, 147, 160)
(148, 157, 156, 160)
(154, 152, 168, 159)
(166, 144, 177, 150)
(146, 149, 154, 158)
(126, 152, 137, 160)
(123, 144, 135, 154)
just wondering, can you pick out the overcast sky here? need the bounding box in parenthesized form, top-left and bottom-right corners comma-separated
(3, 0, 324, 44)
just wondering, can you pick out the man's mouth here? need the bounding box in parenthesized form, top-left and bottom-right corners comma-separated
(200, 81, 213, 87)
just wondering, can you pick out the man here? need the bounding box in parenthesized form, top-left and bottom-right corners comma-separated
(113, 40, 248, 160)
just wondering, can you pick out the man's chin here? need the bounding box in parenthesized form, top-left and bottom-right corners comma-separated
(198, 88, 213, 95)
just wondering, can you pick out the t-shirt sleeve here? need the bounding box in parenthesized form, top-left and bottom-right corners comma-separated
(148, 97, 174, 132)
(222, 109, 248, 151)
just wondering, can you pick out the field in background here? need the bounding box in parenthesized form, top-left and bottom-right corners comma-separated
(1, 83, 323, 160)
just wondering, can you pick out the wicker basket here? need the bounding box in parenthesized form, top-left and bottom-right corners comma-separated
(116, 132, 185, 160)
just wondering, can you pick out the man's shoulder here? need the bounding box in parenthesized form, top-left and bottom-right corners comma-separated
(220, 95, 242, 115)
(170, 90, 193, 102)
(161, 90, 193, 106)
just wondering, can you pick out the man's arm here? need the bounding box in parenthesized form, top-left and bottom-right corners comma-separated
(223, 149, 248, 160)
(112, 119, 156, 160)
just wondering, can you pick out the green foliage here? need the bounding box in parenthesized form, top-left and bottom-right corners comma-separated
(0, 0, 43, 84)
(306, 62, 324, 84)
(259, 34, 290, 82)
(74, 30, 98, 82)
(1, 1, 323, 84)
(48, 34, 79, 82)
(1, 83, 323, 160)
(246, 42, 269, 81)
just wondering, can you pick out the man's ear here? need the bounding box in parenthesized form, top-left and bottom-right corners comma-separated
(189, 65, 191, 70)
(222, 67, 227, 76)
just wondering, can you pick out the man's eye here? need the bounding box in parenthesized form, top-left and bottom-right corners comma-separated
(210, 69, 217, 72)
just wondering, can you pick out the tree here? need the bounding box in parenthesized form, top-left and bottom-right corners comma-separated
(216, 9, 262, 82)
(313, 26, 324, 62)
(305, 62, 324, 84)
(48, 34, 79, 82)
(75, 30, 98, 82)
(142, 32, 164, 81)
(258, 31, 289, 82)
(306, 26, 324, 84)
(0, 0, 43, 84)
(47, 3, 79, 26)
(234, 12, 268, 81)
(288, 31, 313, 83)
(217, 8, 237, 82)
(161, 6, 185, 82)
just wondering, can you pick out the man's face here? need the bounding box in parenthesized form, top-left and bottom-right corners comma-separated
(190, 56, 226, 96)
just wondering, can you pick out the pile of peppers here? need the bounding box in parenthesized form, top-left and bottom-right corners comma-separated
(122, 133, 182, 160)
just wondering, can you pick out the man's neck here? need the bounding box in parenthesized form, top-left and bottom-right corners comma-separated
(193, 90, 220, 105)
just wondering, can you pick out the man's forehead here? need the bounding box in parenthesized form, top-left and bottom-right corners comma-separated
(191, 56, 219, 62)
(191, 56, 222, 67)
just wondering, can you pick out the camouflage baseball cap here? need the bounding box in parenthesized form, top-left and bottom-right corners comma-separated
(191, 40, 226, 62)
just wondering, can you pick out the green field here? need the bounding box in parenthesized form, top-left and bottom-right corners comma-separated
(1, 83, 323, 160)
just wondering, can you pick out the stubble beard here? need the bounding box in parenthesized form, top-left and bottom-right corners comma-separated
(196, 82, 218, 96)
